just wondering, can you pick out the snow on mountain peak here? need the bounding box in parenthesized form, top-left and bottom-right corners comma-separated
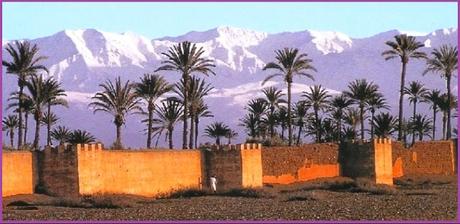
(398, 30, 427, 36)
(62, 29, 159, 68)
(214, 26, 268, 47)
(308, 30, 353, 54)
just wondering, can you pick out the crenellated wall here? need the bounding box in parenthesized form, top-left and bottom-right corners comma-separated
(261, 143, 340, 184)
(2, 140, 456, 197)
(204, 144, 263, 190)
(341, 139, 393, 185)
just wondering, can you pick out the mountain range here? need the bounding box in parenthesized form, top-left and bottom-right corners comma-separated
(2, 26, 458, 148)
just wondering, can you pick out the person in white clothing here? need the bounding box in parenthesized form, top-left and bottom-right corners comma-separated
(210, 175, 218, 193)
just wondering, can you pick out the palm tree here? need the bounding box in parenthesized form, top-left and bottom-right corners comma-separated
(246, 98, 268, 119)
(245, 98, 268, 138)
(366, 93, 389, 139)
(240, 113, 259, 139)
(25, 75, 49, 149)
(194, 101, 213, 148)
(7, 92, 34, 144)
(302, 85, 330, 143)
(153, 99, 183, 149)
(174, 77, 214, 149)
(343, 127, 357, 142)
(50, 126, 71, 146)
(276, 106, 289, 140)
(43, 77, 67, 146)
(409, 114, 433, 141)
(134, 74, 173, 148)
(293, 101, 309, 145)
(89, 77, 140, 149)
(424, 45, 458, 139)
(322, 118, 337, 143)
(344, 108, 361, 142)
(204, 122, 230, 145)
(40, 112, 59, 131)
(373, 112, 398, 138)
(68, 129, 96, 144)
(261, 87, 286, 138)
(225, 129, 239, 144)
(438, 93, 458, 140)
(344, 79, 379, 141)
(2, 41, 48, 148)
(424, 89, 441, 140)
(404, 81, 428, 144)
(382, 34, 427, 141)
(2, 115, 19, 148)
(329, 94, 353, 141)
(262, 48, 316, 146)
(155, 41, 215, 149)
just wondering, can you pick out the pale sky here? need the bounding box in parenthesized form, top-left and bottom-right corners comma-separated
(2, 2, 458, 40)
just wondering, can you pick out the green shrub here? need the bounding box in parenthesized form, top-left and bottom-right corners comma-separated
(162, 188, 208, 199)
(219, 188, 274, 198)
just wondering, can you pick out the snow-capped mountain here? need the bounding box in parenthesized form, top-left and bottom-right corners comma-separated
(2, 26, 458, 148)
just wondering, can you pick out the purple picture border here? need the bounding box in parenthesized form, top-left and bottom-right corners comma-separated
(0, 0, 458, 223)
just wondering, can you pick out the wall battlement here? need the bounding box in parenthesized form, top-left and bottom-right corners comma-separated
(340, 138, 393, 185)
(2, 140, 456, 197)
(75, 143, 104, 151)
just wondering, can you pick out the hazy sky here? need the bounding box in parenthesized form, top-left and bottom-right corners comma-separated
(2, 2, 458, 40)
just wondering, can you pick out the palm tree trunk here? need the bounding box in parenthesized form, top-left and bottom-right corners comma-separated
(47, 103, 51, 146)
(419, 131, 423, 141)
(287, 82, 292, 146)
(33, 111, 40, 150)
(189, 113, 195, 149)
(116, 124, 122, 149)
(281, 125, 285, 140)
(195, 118, 199, 149)
(216, 137, 220, 145)
(296, 125, 302, 145)
(338, 118, 342, 142)
(370, 112, 375, 140)
(182, 76, 189, 149)
(147, 105, 153, 148)
(168, 129, 173, 149)
(442, 113, 447, 140)
(432, 107, 437, 140)
(360, 105, 364, 141)
(24, 112, 28, 144)
(446, 76, 452, 139)
(412, 101, 417, 145)
(270, 108, 275, 138)
(398, 62, 407, 141)
(315, 109, 320, 143)
(10, 129, 14, 147)
(17, 83, 24, 149)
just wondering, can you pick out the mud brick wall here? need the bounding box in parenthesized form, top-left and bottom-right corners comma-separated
(340, 139, 393, 185)
(38, 147, 80, 197)
(262, 143, 340, 184)
(2, 151, 36, 197)
(77, 144, 204, 197)
(340, 142, 375, 179)
(392, 141, 456, 177)
(204, 144, 263, 190)
(204, 148, 243, 190)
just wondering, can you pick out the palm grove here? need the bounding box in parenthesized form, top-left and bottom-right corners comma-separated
(2, 35, 458, 150)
